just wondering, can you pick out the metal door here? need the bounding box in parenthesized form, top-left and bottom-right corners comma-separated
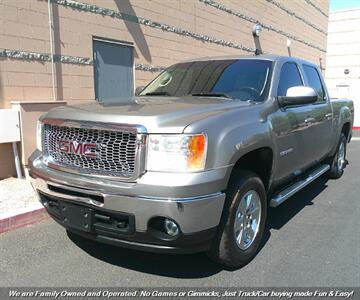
(93, 39, 134, 102)
(272, 62, 309, 185)
(299, 64, 333, 164)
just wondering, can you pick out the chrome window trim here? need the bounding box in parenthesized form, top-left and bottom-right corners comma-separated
(41, 118, 147, 182)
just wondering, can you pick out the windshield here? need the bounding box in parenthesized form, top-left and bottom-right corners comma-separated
(140, 59, 272, 101)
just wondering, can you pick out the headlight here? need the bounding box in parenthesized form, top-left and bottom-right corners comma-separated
(36, 121, 43, 151)
(146, 134, 207, 172)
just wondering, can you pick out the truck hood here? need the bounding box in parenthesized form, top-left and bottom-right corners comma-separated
(42, 96, 251, 133)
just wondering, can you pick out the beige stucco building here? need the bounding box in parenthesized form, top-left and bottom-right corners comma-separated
(325, 8, 360, 128)
(0, 0, 329, 179)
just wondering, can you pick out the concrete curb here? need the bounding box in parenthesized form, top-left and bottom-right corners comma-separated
(0, 207, 49, 234)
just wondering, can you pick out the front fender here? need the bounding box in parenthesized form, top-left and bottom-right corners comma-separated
(184, 105, 275, 189)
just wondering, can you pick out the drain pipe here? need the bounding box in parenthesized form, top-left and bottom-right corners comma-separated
(47, 0, 56, 101)
(12, 142, 22, 179)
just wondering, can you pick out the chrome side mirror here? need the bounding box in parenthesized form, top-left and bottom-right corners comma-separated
(278, 86, 318, 107)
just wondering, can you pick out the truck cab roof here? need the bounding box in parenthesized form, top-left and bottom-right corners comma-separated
(181, 54, 319, 68)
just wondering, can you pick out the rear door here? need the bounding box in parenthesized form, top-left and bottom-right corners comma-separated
(93, 38, 134, 102)
(300, 64, 333, 162)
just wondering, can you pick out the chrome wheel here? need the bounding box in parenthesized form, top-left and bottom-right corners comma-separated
(337, 141, 345, 171)
(234, 190, 261, 250)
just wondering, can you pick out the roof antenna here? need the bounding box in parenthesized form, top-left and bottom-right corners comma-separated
(252, 24, 263, 55)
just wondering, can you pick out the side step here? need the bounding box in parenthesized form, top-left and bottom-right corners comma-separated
(270, 164, 330, 207)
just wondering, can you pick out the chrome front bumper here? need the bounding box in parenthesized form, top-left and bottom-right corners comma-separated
(29, 152, 226, 234)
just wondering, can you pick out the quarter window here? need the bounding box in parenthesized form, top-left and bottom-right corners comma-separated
(277, 63, 303, 96)
(303, 65, 326, 103)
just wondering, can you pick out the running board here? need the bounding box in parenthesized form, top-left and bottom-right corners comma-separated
(270, 164, 330, 207)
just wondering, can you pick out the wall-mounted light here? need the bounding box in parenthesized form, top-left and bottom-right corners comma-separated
(252, 24, 262, 37)
(286, 39, 292, 57)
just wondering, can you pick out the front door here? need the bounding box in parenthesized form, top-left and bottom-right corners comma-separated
(272, 62, 309, 185)
(93, 38, 134, 102)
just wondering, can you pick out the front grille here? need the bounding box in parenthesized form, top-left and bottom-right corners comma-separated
(43, 124, 138, 176)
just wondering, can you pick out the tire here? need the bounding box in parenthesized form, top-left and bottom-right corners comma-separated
(326, 133, 347, 179)
(207, 170, 267, 268)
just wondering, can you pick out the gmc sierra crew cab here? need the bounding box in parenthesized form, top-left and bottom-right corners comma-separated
(30, 55, 354, 267)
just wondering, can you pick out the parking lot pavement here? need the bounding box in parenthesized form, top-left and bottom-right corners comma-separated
(1, 140, 359, 288)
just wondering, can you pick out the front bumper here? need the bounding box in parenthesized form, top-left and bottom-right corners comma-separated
(29, 152, 227, 253)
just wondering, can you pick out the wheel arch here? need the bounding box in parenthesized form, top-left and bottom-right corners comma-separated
(227, 146, 274, 192)
(341, 122, 351, 141)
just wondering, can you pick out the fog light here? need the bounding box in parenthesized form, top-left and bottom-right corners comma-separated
(164, 219, 179, 236)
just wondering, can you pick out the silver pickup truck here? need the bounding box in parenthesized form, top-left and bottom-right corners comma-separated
(30, 55, 354, 267)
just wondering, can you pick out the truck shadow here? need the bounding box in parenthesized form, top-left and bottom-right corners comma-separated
(266, 176, 328, 230)
(68, 176, 329, 278)
(67, 230, 222, 278)
(258, 176, 329, 255)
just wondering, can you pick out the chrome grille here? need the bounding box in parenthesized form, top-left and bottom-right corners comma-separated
(43, 124, 137, 176)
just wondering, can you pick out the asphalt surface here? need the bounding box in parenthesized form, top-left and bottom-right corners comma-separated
(1, 138, 359, 287)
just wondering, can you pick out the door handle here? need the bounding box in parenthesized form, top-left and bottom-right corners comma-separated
(304, 117, 315, 125)
(325, 113, 333, 120)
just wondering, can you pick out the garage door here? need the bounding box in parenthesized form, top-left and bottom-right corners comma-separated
(93, 38, 134, 102)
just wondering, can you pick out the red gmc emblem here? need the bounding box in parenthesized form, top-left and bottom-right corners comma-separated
(58, 140, 97, 158)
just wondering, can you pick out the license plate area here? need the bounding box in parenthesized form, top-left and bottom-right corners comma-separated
(38, 192, 135, 235)
(60, 202, 93, 232)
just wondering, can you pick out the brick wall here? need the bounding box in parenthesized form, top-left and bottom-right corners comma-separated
(0, 0, 329, 178)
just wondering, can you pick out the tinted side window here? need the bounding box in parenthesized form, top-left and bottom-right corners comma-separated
(303, 65, 325, 102)
(277, 63, 303, 96)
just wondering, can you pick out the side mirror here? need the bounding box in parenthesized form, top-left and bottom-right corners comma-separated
(278, 86, 318, 107)
(135, 86, 145, 96)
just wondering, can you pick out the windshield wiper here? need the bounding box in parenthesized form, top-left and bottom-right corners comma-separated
(191, 92, 231, 98)
(144, 92, 170, 96)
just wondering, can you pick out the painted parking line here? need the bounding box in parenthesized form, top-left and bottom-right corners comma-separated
(351, 137, 360, 141)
